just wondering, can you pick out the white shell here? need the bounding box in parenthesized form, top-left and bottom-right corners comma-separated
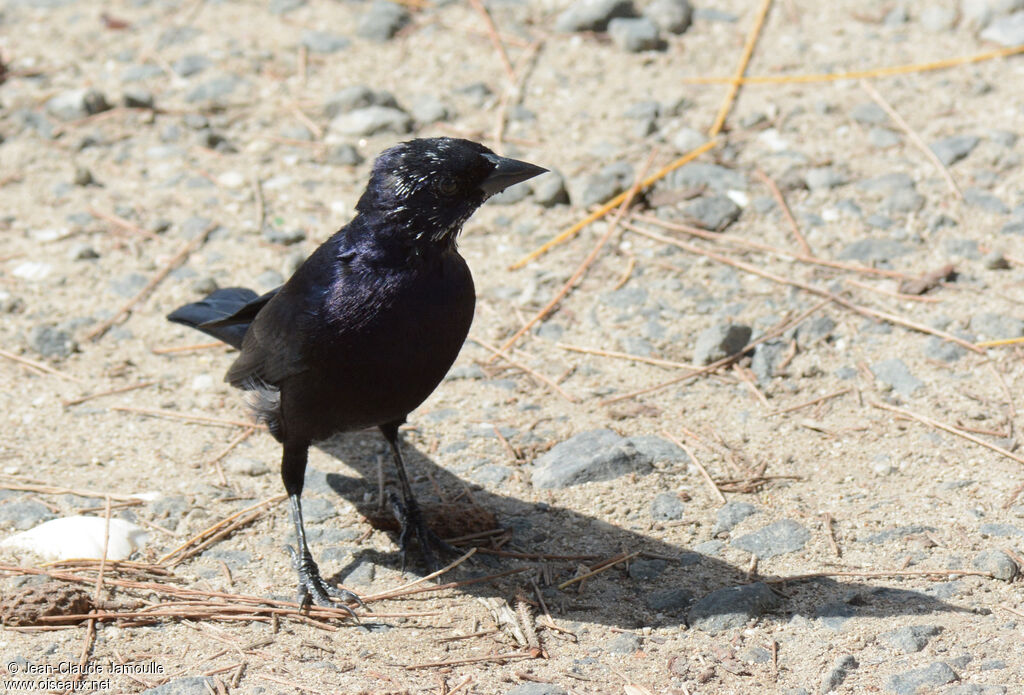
(1, 516, 148, 561)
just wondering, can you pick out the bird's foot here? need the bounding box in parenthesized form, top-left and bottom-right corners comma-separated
(286, 545, 365, 618)
(387, 491, 460, 573)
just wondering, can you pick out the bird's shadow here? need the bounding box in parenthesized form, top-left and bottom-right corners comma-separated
(301, 432, 973, 630)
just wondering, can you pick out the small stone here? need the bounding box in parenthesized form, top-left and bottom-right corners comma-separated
(671, 127, 705, 153)
(980, 10, 1024, 46)
(804, 167, 848, 191)
(628, 558, 666, 580)
(882, 189, 924, 214)
(964, 188, 1009, 214)
(269, 0, 305, 14)
(224, 457, 270, 477)
(140, 677, 217, 695)
(731, 519, 810, 559)
(643, 0, 692, 33)
(532, 429, 653, 489)
(0, 501, 56, 530)
(751, 340, 786, 382)
(505, 684, 568, 695)
(579, 161, 634, 206)
(987, 129, 1018, 147)
(301, 30, 350, 54)
(797, 316, 836, 343)
(357, 1, 410, 41)
(410, 95, 450, 124)
(327, 144, 364, 166)
(924, 336, 966, 362)
(110, 273, 148, 298)
(920, 6, 957, 31)
(73, 166, 95, 187)
(29, 325, 76, 359)
(943, 686, 1007, 695)
(869, 127, 902, 148)
(695, 7, 738, 21)
(555, 0, 635, 32)
(489, 181, 533, 206)
(606, 632, 641, 654)
(973, 549, 1018, 581)
(122, 88, 155, 109)
(682, 195, 741, 231)
(857, 172, 915, 194)
(871, 358, 924, 396)
(646, 588, 692, 613)
(882, 625, 942, 653)
(324, 86, 397, 117)
(342, 561, 376, 586)
(331, 106, 412, 136)
(627, 435, 689, 464)
(838, 238, 911, 263)
(693, 323, 752, 364)
(929, 135, 980, 166)
(172, 54, 211, 77)
(688, 582, 781, 633)
(969, 313, 1024, 340)
(884, 6, 909, 25)
(300, 497, 336, 524)
(69, 244, 99, 261)
(46, 88, 111, 121)
(850, 102, 888, 125)
(186, 76, 241, 104)
(820, 655, 858, 694)
(668, 162, 746, 192)
(983, 251, 1011, 269)
(608, 17, 662, 52)
(884, 662, 957, 694)
(650, 492, 685, 520)
(531, 171, 570, 207)
(1002, 220, 1024, 235)
(263, 228, 307, 245)
(713, 501, 757, 534)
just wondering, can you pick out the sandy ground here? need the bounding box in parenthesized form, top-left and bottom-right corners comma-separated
(1, 0, 1024, 693)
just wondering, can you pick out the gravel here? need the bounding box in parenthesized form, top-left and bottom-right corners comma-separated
(608, 17, 662, 52)
(980, 10, 1024, 45)
(882, 625, 943, 653)
(884, 662, 958, 694)
(730, 519, 810, 559)
(556, 0, 635, 32)
(820, 655, 858, 693)
(357, 1, 411, 41)
(687, 582, 782, 633)
(301, 30, 350, 54)
(713, 501, 758, 534)
(650, 491, 686, 520)
(29, 325, 76, 359)
(531, 429, 654, 488)
(693, 323, 752, 364)
(331, 106, 412, 136)
(973, 549, 1018, 581)
(643, 0, 692, 33)
(682, 195, 741, 230)
(929, 135, 980, 166)
(871, 358, 924, 396)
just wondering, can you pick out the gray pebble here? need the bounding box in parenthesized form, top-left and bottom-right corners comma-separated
(556, 0, 635, 32)
(882, 189, 924, 214)
(643, 0, 692, 33)
(628, 558, 666, 580)
(683, 195, 741, 231)
(410, 95, 450, 124)
(983, 250, 1010, 269)
(324, 86, 397, 118)
(446, 364, 485, 380)
(693, 323, 751, 364)
(987, 129, 1018, 147)
(204, 549, 253, 570)
(964, 188, 1009, 214)
(608, 17, 662, 52)
(627, 435, 689, 464)
(357, 1, 411, 41)
(186, 76, 242, 104)
(301, 30, 350, 54)
(850, 102, 888, 125)
(0, 500, 55, 530)
(861, 525, 935, 544)
(650, 491, 685, 520)
(121, 64, 163, 82)
(342, 560, 376, 586)
(263, 227, 307, 245)
(884, 662, 957, 694)
(531, 170, 570, 207)
(920, 6, 958, 31)
(944, 687, 1007, 695)
(945, 238, 981, 259)
(751, 340, 786, 382)
(869, 127, 902, 148)
(532, 429, 653, 489)
(172, 54, 211, 77)
(688, 582, 781, 633)
(505, 684, 567, 695)
(871, 358, 924, 396)
(110, 272, 148, 298)
(29, 325, 76, 359)
(838, 238, 911, 263)
(331, 106, 412, 136)
(473, 464, 512, 485)
(1002, 220, 1024, 235)
(731, 519, 810, 559)
(695, 7, 738, 21)
(140, 677, 216, 695)
(713, 501, 757, 534)
(923, 336, 966, 362)
(69, 243, 99, 261)
(671, 126, 705, 153)
(980, 10, 1024, 46)
(969, 312, 1023, 340)
(301, 497, 337, 524)
(605, 632, 641, 653)
(973, 549, 1018, 581)
(269, 0, 305, 14)
(646, 587, 692, 613)
(884, 6, 909, 25)
(929, 135, 980, 166)
(797, 315, 836, 343)
(820, 655, 858, 694)
(804, 167, 848, 191)
(225, 456, 270, 476)
(123, 88, 155, 109)
(882, 625, 942, 653)
(327, 144, 364, 166)
(46, 88, 111, 121)
(668, 162, 746, 192)
(489, 181, 533, 205)
(601, 285, 647, 308)
(579, 161, 634, 206)
(858, 172, 915, 194)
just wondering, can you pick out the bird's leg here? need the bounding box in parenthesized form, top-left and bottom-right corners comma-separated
(380, 422, 459, 572)
(281, 440, 364, 616)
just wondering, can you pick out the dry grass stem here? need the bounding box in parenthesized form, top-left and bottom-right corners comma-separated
(709, 0, 773, 136)
(754, 169, 811, 255)
(470, 338, 577, 401)
(466, 0, 516, 82)
(158, 494, 287, 566)
(556, 342, 698, 370)
(0, 347, 85, 383)
(62, 381, 155, 407)
(769, 388, 852, 416)
(361, 548, 477, 601)
(557, 551, 641, 590)
(662, 431, 727, 504)
(405, 650, 538, 670)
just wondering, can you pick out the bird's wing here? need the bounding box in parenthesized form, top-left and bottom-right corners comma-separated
(198, 287, 280, 328)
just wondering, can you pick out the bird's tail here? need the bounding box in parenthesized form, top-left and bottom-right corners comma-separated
(167, 287, 262, 350)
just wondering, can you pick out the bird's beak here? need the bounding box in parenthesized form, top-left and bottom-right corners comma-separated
(480, 153, 548, 196)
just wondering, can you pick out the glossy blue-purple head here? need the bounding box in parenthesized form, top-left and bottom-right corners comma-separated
(355, 137, 546, 244)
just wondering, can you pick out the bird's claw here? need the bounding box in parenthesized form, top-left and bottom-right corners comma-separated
(387, 491, 459, 573)
(286, 545, 365, 619)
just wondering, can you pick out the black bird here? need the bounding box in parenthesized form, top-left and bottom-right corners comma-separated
(168, 137, 545, 610)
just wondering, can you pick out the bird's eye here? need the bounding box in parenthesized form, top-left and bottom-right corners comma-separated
(437, 178, 458, 196)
